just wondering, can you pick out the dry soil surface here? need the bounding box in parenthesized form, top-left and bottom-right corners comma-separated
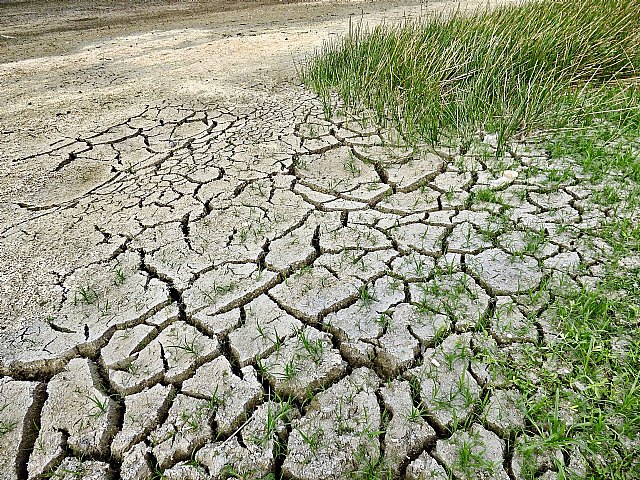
(0, 0, 614, 479)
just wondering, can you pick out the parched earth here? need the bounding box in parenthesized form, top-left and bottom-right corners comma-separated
(0, 1, 632, 479)
(0, 90, 611, 479)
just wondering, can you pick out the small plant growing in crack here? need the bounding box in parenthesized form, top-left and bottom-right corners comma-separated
(205, 385, 223, 412)
(123, 360, 139, 375)
(239, 227, 249, 243)
(295, 156, 308, 170)
(442, 340, 470, 370)
(296, 264, 313, 277)
(180, 409, 203, 433)
(254, 320, 269, 342)
(445, 187, 455, 202)
(523, 228, 547, 255)
(74, 285, 99, 306)
(85, 393, 109, 418)
(298, 329, 324, 365)
(271, 328, 285, 354)
(474, 187, 501, 204)
(0, 416, 17, 436)
(251, 395, 293, 447)
(387, 276, 403, 294)
(361, 419, 384, 440)
(410, 254, 428, 278)
(256, 358, 272, 376)
(327, 177, 346, 192)
(344, 153, 361, 176)
(297, 426, 323, 453)
(456, 435, 495, 476)
(150, 465, 167, 480)
(100, 296, 112, 316)
(254, 265, 267, 282)
(405, 404, 427, 423)
(202, 281, 237, 303)
(45, 460, 87, 479)
(32, 421, 47, 454)
(375, 313, 391, 330)
(281, 358, 299, 381)
(175, 336, 201, 357)
(358, 283, 376, 308)
(113, 267, 126, 286)
(335, 398, 352, 434)
(352, 449, 393, 480)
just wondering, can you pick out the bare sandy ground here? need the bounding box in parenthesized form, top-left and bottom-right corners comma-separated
(3, 1, 414, 201)
(0, 0, 523, 202)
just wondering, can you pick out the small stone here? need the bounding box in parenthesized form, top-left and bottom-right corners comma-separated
(503, 170, 518, 180)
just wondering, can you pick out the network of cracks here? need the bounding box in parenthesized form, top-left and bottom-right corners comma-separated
(0, 87, 626, 479)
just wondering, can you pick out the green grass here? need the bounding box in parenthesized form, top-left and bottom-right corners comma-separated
(301, 1, 640, 478)
(300, 0, 640, 149)
(528, 271, 640, 478)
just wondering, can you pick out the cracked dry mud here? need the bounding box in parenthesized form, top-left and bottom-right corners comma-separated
(1, 88, 624, 479)
(1, 1, 634, 478)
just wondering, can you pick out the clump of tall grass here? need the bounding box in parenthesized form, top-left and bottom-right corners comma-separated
(300, 0, 640, 147)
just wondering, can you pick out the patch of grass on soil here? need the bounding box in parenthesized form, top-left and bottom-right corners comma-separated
(300, 0, 640, 149)
(302, 1, 640, 478)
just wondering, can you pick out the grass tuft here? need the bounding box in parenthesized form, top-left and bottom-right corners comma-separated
(300, 0, 640, 148)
